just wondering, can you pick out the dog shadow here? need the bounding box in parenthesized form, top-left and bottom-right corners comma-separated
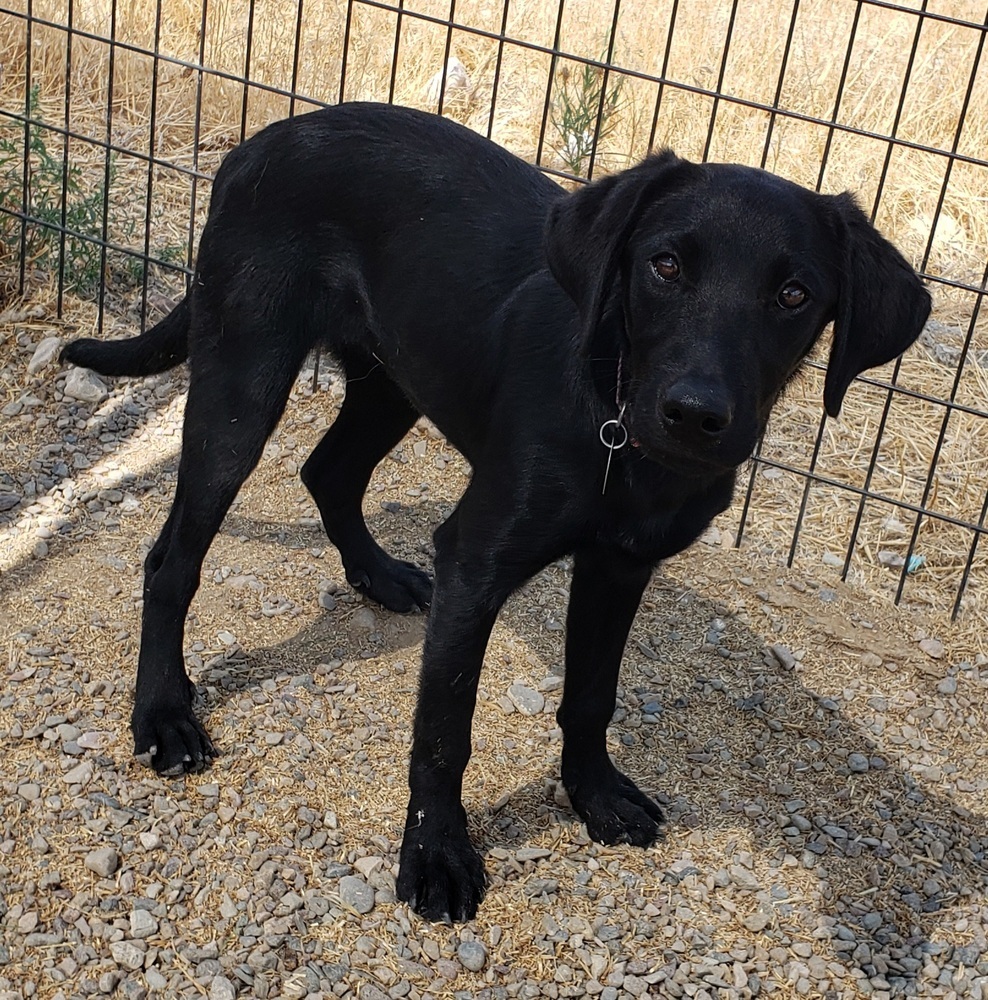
(483, 584, 986, 991)
(192, 503, 987, 991)
(468, 665, 985, 992)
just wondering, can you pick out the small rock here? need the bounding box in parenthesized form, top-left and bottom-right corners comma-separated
(507, 682, 545, 715)
(937, 676, 957, 695)
(861, 652, 883, 668)
(730, 865, 760, 891)
(24, 932, 63, 947)
(623, 975, 648, 997)
(0, 493, 21, 512)
(847, 753, 870, 773)
(354, 856, 384, 878)
(743, 911, 771, 932)
(77, 731, 112, 750)
(62, 760, 94, 785)
(515, 847, 552, 862)
(955, 944, 982, 966)
(457, 940, 487, 971)
(145, 969, 168, 990)
(435, 958, 459, 979)
(852, 942, 871, 964)
(351, 607, 377, 629)
(129, 909, 158, 939)
(524, 878, 559, 897)
(769, 644, 796, 670)
(27, 336, 62, 374)
(121, 981, 148, 1000)
(339, 875, 375, 914)
(85, 847, 120, 877)
(359, 985, 390, 1000)
(919, 637, 944, 659)
(63, 368, 107, 403)
(109, 939, 146, 971)
(210, 977, 237, 1000)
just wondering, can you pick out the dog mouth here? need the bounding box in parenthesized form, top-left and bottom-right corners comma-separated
(625, 410, 755, 474)
(635, 439, 738, 475)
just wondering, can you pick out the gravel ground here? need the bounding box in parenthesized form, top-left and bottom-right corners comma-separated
(1, 306, 987, 1000)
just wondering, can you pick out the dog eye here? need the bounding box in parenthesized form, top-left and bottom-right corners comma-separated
(778, 283, 808, 309)
(650, 253, 680, 282)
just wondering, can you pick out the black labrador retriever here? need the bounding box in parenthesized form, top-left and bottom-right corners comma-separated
(63, 102, 930, 922)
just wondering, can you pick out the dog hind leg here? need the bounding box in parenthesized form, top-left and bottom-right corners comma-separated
(133, 309, 311, 775)
(301, 355, 432, 612)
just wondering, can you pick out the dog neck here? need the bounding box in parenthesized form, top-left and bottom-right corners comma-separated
(598, 350, 642, 495)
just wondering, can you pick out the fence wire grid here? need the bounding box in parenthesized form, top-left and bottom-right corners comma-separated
(1, 0, 987, 620)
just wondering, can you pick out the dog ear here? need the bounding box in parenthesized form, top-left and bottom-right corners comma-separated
(823, 193, 932, 418)
(545, 150, 686, 347)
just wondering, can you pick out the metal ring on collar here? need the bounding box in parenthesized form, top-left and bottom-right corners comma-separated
(599, 418, 629, 450)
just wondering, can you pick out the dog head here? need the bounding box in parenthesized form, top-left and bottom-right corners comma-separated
(545, 152, 931, 474)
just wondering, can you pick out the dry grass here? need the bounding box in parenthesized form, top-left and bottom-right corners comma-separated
(1, 0, 987, 622)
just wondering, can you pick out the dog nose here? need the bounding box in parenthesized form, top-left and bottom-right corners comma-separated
(660, 381, 733, 441)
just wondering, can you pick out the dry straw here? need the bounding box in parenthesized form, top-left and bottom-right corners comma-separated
(1, 0, 986, 624)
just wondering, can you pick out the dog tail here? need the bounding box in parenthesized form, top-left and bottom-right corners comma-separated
(62, 295, 191, 377)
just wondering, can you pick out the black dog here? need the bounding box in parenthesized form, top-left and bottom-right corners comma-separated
(63, 102, 930, 921)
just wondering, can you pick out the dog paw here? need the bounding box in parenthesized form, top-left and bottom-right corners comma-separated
(567, 768, 665, 848)
(396, 821, 487, 922)
(132, 694, 219, 777)
(347, 557, 433, 613)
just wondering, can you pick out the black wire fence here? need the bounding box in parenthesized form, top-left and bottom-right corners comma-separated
(1, 0, 986, 618)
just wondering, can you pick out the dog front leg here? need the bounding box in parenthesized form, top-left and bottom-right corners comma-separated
(396, 496, 548, 922)
(557, 545, 664, 846)
(395, 538, 505, 921)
